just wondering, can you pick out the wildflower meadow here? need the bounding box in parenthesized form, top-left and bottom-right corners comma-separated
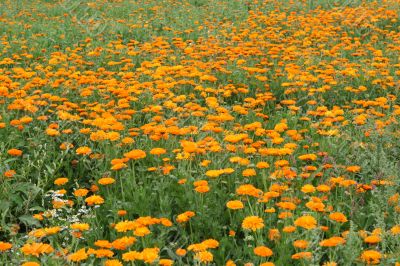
(0, 0, 399, 265)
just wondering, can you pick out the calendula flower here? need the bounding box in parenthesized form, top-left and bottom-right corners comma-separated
(329, 212, 348, 223)
(85, 195, 104, 205)
(118, 210, 127, 216)
(76, 146, 92, 155)
(124, 149, 146, 160)
(176, 248, 187, 256)
(105, 259, 123, 266)
(242, 216, 264, 231)
(70, 223, 90, 231)
(346, 166, 361, 173)
(0, 241, 12, 252)
(360, 250, 381, 264)
(4, 170, 16, 178)
(21, 243, 54, 257)
(98, 177, 115, 185)
(21, 262, 40, 266)
(176, 211, 195, 223)
(194, 251, 213, 263)
(7, 148, 22, 156)
(253, 246, 273, 257)
(390, 225, 400, 235)
(292, 251, 312, 260)
(112, 236, 136, 250)
(319, 236, 346, 247)
(301, 184, 316, 193)
(74, 188, 89, 197)
(194, 185, 210, 193)
(294, 215, 317, 230)
(226, 200, 244, 210)
(54, 177, 68, 186)
(293, 240, 309, 249)
(141, 247, 159, 263)
(364, 235, 381, 244)
(68, 248, 88, 262)
(150, 148, 167, 155)
(242, 168, 257, 177)
(298, 154, 317, 161)
(159, 259, 173, 266)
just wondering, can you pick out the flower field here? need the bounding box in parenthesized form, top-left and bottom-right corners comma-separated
(0, 0, 400, 265)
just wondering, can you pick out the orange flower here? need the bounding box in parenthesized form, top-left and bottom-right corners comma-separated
(46, 128, 60, 136)
(294, 215, 317, 230)
(360, 250, 381, 264)
(390, 225, 400, 235)
(150, 148, 167, 155)
(76, 146, 92, 155)
(74, 188, 89, 197)
(4, 170, 16, 178)
(159, 259, 173, 266)
(98, 177, 116, 185)
(242, 216, 264, 231)
(105, 259, 123, 266)
(301, 184, 316, 193)
(112, 236, 136, 250)
(118, 210, 127, 216)
(364, 235, 381, 244)
(21, 262, 40, 266)
(268, 228, 281, 241)
(54, 177, 68, 186)
(21, 243, 54, 257)
(85, 195, 104, 206)
(70, 223, 90, 231)
(346, 166, 361, 173)
(293, 240, 308, 249)
(226, 200, 244, 210)
(298, 154, 317, 161)
(256, 161, 270, 168)
(68, 248, 88, 262)
(141, 247, 159, 263)
(176, 211, 195, 223)
(242, 168, 256, 177)
(194, 185, 210, 193)
(0, 241, 12, 252)
(319, 236, 346, 247)
(176, 248, 187, 256)
(194, 251, 213, 263)
(7, 149, 22, 156)
(253, 246, 273, 257)
(122, 250, 141, 261)
(291, 251, 312, 260)
(124, 149, 146, 160)
(329, 212, 348, 223)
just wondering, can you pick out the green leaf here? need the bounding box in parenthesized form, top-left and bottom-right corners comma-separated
(18, 215, 40, 227)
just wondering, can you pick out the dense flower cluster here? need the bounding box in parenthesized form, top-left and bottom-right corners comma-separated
(0, 0, 399, 265)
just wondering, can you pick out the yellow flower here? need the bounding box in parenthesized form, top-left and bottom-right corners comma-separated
(194, 251, 213, 263)
(70, 223, 90, 231)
